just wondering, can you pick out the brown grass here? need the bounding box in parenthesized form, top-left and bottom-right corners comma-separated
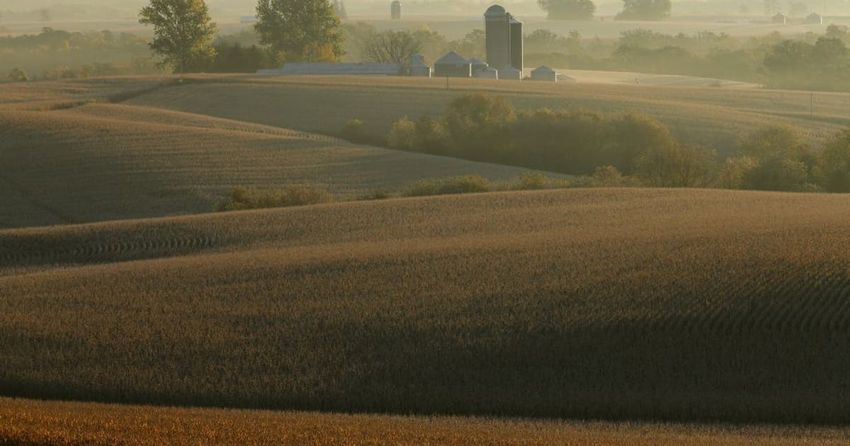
(0, 100, 549, 229)
(129, 74, 850, 154)
(2, 188, 850, 423)
(2, 397, 847, 446)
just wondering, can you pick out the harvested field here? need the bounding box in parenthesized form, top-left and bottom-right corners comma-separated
(129, 75, 850, 153)
(2, 188, 850, 423)
(0, 93, 548, 229)
(2, 397, 847, 446)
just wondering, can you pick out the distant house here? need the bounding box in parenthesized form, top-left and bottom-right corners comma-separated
(258, 63, 402, 76)
(772, 13, 787, 24)
(530, 65, 558, 82)
(434, 51, 472, 78)
(806, 13, 824, 24)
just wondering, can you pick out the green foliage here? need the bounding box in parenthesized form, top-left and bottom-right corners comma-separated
(444, 93, 515, 159)
(340, 118, 373, 144)
(816, 130, 850, 192)
(741, 157, 812, 192)
(138, 0, 217, 73)
(537, 0, 596, 20)
(387, 117, 417, 150)
(404, 175, 492, 197)
(361, 30, 421, 67)
(718, 156, 759, 189)
(616, 0, 672, 20)
(7, 68, 27, 82)
(637, 143, 714, 188)
(218, 186, 332, 211)
(255, 0, 343, 63)
(208, 43, 276, 73)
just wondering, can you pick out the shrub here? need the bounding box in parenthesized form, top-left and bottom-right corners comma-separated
(816, 130, 850, 192)
(8, 68, 28, 82)
(516, 173, 550, 190)
(218, 186, 332, 211)
(741, 157, 812, 192)
(387, 117, 417, 150)
(404, 175, 492, 197)
(340, 118, 372, 144)
(718, 156, 760, 189)
(637, 143, 714, 187)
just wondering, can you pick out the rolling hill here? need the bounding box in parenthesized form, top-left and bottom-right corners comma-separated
(2, 397, 847, 446)
(2, 188, 850, 424)
(0, 77, 551, 229)
(129, 75, 850, 155)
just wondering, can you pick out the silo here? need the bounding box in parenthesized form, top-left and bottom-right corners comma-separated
(509, 14, 523, 71)
(391, 1, 401, 20)
(485, 5, 511, 70)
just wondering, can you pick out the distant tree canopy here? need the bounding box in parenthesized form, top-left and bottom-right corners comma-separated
(255, 0, 343, 63)
(138, 0, 217, 73)
(616, 0, 672, 20)
(7, 68, 28, 82)
(362, 30, 422, 66)
(538, 0, 596, 20)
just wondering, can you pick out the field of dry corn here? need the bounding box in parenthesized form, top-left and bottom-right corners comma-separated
(2, 188, 850, 424)
(130, 75, 850, 154)
(2, 397, 848, 446)
(0, 77, 547, 229)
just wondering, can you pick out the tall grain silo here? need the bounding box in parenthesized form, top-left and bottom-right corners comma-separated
(508, 14, 523, 71)
(485, 5, 511, 70)
(391, 1, 401, 20)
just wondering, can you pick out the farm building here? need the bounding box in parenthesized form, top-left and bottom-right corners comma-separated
(500, 66, 522, 80)
(475, 67, 499, 80)
(410, 54, 432, 77)
(391, 1, 401, 20)
(485, 5, 524, 72)
(772, 13, 787, 24)
(258, 63, 402, 76)
(468, 58, 488, 75)
(806, 13, 824, 24)
(434, 51, 472, 78)
(530, 66, 558, 82)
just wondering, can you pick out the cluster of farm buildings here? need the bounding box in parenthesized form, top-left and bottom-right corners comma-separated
(259, 4, 569, 83)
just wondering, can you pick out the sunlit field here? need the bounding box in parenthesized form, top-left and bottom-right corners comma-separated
(3, 189, 850, 424)
(2, 397, 848, 446)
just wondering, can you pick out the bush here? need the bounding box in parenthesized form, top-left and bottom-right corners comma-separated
(8, 68, 29, 82)
(637, 143, 714, 187)
(340, 118, 377, 144)
(387, 117, 417, 150)
(741, 157, 812, 192)
(816, 130, 850, 192)
(404, 175, 492, 197)
(218, 186, 332, 211)
(718, 156, 759, 189)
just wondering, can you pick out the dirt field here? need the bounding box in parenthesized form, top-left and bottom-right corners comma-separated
(130, 75, 850, 154)
(2, 397, 847, 446)
(3, 188, 850, 424)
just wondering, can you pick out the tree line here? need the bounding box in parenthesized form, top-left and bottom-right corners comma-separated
(375, 93, 850, 193)
(539, 0, 672, 20)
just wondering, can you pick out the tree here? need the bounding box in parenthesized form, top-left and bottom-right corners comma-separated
(444, 93, 515, 159)
(637, 143, 713, 187)
(255, 0, 343, 63)
(139, 0, 217, 73)
(362, 30, 422, 67)
(8, 68, 28, 82)
(816, 130, 850, 192)
(538, 0, 596, 20)
(616, 0, 672, 20)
